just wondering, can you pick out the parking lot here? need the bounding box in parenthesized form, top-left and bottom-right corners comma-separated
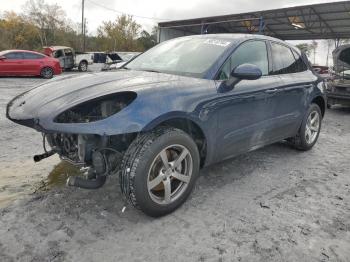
(0, 72, 349, 261)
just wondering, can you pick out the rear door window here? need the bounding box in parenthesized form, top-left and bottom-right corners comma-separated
(218, 40, 269, 80)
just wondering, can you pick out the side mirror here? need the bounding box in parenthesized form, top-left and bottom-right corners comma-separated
(0, 56, 6, 61)
(231, 63, 262, 80)
(218, 63, 263, 93)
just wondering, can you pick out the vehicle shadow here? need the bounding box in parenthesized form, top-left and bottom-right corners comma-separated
(36, 140, 301, 223)
(0, 76, 44, 79)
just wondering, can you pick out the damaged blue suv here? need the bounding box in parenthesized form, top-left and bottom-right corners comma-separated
(7, 34, 326, 217)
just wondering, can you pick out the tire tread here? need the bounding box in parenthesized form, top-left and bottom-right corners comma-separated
(120, 127, 179, 208)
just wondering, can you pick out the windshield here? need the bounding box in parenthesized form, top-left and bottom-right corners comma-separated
(126, 37, 232, 78)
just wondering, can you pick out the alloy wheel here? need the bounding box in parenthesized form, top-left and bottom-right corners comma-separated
(147, 144, 193, 205)
(42, 68, 53, 78)
(305, 110, 320, 144)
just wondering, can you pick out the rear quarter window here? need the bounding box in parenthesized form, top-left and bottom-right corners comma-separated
(270, 42, 307, 75)
(291, 49, 308, 72)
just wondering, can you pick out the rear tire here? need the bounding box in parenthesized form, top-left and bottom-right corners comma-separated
(78, 61, 88, 72)
(40, 67, 53, 79)
(290, 103, 322, 151)
(120, 127, 200, 217)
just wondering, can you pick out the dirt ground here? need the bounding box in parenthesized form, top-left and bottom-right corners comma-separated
(0, 73, 349, 262)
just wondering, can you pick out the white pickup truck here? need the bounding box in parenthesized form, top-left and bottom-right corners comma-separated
(43, 46, 93, 72)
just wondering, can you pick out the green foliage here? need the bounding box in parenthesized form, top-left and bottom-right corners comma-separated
(0, 11, 39, 50)
(97, 15, 142, 51)
(137, 27, 158, 51)
(0, 0, 156, 52)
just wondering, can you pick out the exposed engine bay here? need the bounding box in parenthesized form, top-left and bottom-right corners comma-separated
(35, 132, 136, 189)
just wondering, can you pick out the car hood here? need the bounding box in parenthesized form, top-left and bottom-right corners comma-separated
(7, 70, 197, 123)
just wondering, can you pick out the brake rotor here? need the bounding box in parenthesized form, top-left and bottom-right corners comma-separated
(150, 148, 177, 192)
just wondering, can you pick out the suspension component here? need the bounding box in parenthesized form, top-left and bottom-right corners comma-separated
(33, 150, 56, 162)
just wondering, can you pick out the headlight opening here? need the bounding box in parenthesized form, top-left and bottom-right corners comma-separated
(54, 92, 137, 123)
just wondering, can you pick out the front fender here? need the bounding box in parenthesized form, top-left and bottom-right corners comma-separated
(142, 111, 203, 131)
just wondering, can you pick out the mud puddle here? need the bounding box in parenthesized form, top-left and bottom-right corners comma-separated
(0, 158, 82, 208)
(34, 161, 82, 191)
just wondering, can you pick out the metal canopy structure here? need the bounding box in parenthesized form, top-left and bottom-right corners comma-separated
(158, 1, 350, 42)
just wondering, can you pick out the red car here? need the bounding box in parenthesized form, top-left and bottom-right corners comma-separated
(0, 50, 62, 79)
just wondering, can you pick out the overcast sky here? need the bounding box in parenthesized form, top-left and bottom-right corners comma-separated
(1, 0, 345, 65)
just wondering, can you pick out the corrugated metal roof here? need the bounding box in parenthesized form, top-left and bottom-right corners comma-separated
(158, 1, 350, 40)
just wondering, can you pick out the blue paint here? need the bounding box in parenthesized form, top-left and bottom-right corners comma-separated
(7, 34, 326, 167)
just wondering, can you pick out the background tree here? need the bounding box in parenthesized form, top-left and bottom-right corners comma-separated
(0, 11, 38, 50)
(97, 15, 142, 51)
(137, 27, 158, 50)
(24, 0, 68, 47)
(0, 1, 156, 52)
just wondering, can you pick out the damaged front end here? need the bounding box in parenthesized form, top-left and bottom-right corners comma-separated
(40, 132, 136, 189)
(6, 77, 140, 189)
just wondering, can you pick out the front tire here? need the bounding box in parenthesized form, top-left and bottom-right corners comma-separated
(40, 67, 53, 79)
(120, 127, 200, 217)
(290, 103, 322, 151)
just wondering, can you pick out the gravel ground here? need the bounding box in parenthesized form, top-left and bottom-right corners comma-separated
(0, 73, 349, 262)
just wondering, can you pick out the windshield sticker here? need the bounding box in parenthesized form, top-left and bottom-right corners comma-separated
(204, 39, 231, 47)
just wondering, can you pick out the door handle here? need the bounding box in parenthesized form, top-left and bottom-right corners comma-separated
(265, 88, 278, 94)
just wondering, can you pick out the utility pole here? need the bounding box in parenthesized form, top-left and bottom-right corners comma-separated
(82, 0, 85, 52)
(84, 18, 87, 52)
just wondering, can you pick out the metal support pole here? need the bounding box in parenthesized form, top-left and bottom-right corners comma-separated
(201, 22, 208, 34)
(258, 16, 265, 34)
(157, 27, 161, 43)
(335, 38, 340, 48)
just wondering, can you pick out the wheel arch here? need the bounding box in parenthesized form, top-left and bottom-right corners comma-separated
(40, 65, 53, 71)
(311, 95, 326, 117)
(142, 113, 208, 167)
